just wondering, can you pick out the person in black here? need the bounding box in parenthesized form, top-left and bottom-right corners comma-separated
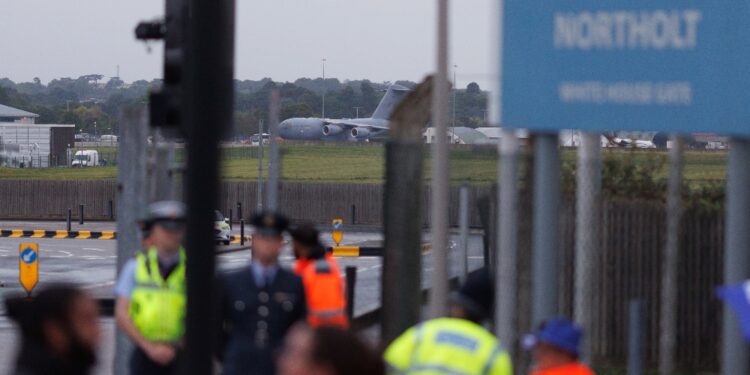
(5, 284, 102, 375)
(217, 211, 307, 375)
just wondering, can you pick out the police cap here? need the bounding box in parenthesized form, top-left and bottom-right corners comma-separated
(141, 201, 186, 231)
(251, 211, 289, 237)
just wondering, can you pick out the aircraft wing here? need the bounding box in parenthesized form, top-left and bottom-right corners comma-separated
(322, 119, 389, 130)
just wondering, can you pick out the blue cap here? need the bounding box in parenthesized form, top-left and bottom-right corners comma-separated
(523, 318, 582, 356)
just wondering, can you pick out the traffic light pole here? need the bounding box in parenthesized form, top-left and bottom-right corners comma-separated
(182, 0, 235, 374)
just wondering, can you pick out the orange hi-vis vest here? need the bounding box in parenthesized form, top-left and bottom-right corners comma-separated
(299, 256, 349, 328)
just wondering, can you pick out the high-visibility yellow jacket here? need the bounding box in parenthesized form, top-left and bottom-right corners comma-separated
(129, 247, 186, 343)
(385, 318, 513, 375)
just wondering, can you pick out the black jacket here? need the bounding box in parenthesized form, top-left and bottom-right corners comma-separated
(217, 266, 307, 375)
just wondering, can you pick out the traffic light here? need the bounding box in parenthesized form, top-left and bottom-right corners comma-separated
(135, 0, 187, 138)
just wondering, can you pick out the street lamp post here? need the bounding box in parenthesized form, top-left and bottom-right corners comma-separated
(322, 58, 327, 118)
(354, 106, 362, 118)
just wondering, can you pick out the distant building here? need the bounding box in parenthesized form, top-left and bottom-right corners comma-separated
(0, 123, 75, 167)
(0, 104, 39, 124)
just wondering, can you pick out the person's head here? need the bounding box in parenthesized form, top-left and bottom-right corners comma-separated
(251, 211, 289, 266)
(278, 324, 384, 375)
(523, 318, 582, 370)
(5, 285, 101, 367)
(289, 223, 325, 261)
(141, 201, 186, 255)
(449, 267, 494, 324)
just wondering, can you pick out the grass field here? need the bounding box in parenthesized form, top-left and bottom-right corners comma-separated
(0, 144, 729, 185)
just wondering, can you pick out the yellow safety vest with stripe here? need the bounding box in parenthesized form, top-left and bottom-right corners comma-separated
(129, 247, 186, 343)
(384, 318, 512, 375)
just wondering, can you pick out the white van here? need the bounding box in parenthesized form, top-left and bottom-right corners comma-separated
(71, 150, 99, 167)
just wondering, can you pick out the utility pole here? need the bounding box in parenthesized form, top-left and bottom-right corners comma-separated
(322, 58, 327, 118)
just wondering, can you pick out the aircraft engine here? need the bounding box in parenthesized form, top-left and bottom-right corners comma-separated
(350, 127, 371, 138)
(322, 125, 344, 136)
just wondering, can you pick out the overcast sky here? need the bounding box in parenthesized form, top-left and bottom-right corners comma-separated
(1, 0, 496, 90)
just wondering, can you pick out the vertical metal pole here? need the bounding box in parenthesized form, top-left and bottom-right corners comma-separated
(351, 205, 357, 225)
(237, 202, 242, 221)
(531, 133, 560, 326)
(79, 204, 84, 225)
(183, 0, 234, 373)
(458, 185, 470, 283)
(228, 208, 233, 230)
(721, 138, 750, 375)
(240, 219, 245, 246)
(266, 89, 281, 211)
(114, 108, 148, 375)
(575, 132, 601, 364)
(428, 0, 450, 319)
(67, 209, 72, 232)
(257, 120, 264, 210)
(496, 129, 519, 358)
(660, 135, 684, 375)
(628, 300, 645, 375)
(345, 266, 357, 321)
(109, 200, 114, 220)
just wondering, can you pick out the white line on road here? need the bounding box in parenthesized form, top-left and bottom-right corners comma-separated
(83, 248, 105, 252)
(82, 281, 115, 290)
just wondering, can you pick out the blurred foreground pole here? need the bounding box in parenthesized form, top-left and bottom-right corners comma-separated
(575, 132, 601, 363)
(114, 108, 148, 375)
(496, 129, 519, 360)
(151, 130, 174, 201)
(531, 133, 560, 325)
(659, 135, 684, 375)
(382, 78, 433, 344)
(721, 138, 750, 375)
(429, 0, 450, 319)
(266, 89, 281, 211)
(183, 0, 235, 374)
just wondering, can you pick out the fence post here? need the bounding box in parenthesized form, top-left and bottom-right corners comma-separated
(67, 209, 72, 232)
(240, 219, 245, 245)
(237, 201, 242, 220)
(228, 208, 233, 230)
(79, 204, 84, 225)
(345, 266, 357, 321)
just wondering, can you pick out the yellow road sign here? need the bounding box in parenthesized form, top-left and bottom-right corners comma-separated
(331, 218, 344, 246)
(18, 243, 39, 295)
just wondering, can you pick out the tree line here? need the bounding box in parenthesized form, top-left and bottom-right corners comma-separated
(0, 76, 488, 138)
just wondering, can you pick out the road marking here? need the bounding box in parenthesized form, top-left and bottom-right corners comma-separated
(82, 281, 115, 290)
(83, 248, 105, 252)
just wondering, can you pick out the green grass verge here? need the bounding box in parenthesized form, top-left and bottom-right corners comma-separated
(0, 144, 729, 186)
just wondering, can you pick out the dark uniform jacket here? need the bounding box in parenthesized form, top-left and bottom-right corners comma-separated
(218, 266, 307, 375)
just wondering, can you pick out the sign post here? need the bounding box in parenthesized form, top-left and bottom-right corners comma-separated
(331, 218, 344, 247)
(18, 243, 39, 296)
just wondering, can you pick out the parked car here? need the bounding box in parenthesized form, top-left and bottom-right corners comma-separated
(215, 210, 231, 245)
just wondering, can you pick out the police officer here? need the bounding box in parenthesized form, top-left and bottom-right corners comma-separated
(384, 267, 513, 375)
(218, 211, 307, 375)
(290, 223, 348, 328)
(114, 201, 187, 375)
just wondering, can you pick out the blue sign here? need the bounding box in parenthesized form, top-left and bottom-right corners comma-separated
(20, 247, 37, 264)
(501, 1, 750, 135)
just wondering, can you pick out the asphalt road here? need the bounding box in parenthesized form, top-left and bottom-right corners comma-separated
(0, 227, 486, 374)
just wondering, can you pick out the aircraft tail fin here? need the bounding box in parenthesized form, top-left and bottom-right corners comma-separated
(371, 84, 411, 120)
